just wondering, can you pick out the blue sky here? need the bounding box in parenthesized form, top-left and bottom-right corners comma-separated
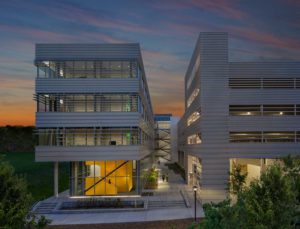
(0, 0, 299, 125)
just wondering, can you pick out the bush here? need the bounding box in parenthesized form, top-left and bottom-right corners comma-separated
(144, 168, 158, 189)
(0, 158, 51, 228)
(198, 156, 300, 229)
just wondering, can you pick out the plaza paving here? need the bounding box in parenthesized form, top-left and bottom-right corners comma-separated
(34, 162, 204, 225)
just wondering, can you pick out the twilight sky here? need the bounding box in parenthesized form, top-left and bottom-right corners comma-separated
(0, 0, 299, 126)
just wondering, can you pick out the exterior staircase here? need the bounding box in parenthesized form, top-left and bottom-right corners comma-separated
(32, 202, 58, 214)
(147, 200, 186, 209)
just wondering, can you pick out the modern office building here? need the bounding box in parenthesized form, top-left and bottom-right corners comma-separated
(34, 44, 154, 197)
(154, 114, 179, 163)
(178, 32, 300, 203)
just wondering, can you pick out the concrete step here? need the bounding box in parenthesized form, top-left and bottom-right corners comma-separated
(148, 200, 186, 209)
(33, 202, 58, 214)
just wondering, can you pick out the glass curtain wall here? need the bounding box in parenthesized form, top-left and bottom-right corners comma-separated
(36, 94, 139, 113)
(37, 128, 141, 146)
(69, 157, 153, 196)
(70, 160, 140, 196)
(37, 61, 138, 79)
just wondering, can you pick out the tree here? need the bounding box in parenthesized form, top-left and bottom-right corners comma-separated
(198, 156, 300, 229)
(229, 163, 247, 195)
(282, 155, 300, 204)
(0, 159, 50, 229)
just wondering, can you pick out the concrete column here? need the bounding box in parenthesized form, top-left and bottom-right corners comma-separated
(74, 162, 78, 195)
(200, 157, 229, 203)
(136, 161, 140, 194)
(185, 154, 194, 185)
(54, 162, 59, 198)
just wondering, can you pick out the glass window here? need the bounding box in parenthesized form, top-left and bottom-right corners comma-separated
(132, 129, 139, 145)
(230, 131, 297, 143)
(57, 128, 64, 146)
(110, 61, 122, 78)
(86, 129, 94, 146)
(37, 65, 46, 78)
(123, 95, 131, 112)
(187, 111, 201, 126)
(263, 78, 294, 88)
(110, 95, 122, 112)
(73, 61, 86, 78)
(110, 129, 122, 145)
(101, 95, 111, 112)
(73, 95, 86, 112)
(48, 61, 56, 78)
(187, 88, 200, 108)
(131, 95, 138, 112)
(230, 132, 262, 143)
(229, 78, 296, 89)
(74, 61, 85, 70)
(122, 61, 131, 78)
(64, 61, 74, 78)
(229, 105, 261, 116)
(263, 132, 295, 142)
(36, 93, 140, 113)
(186, 55, 200, 90)
(130, 62, 138, 78)
(157, 121, 170, 129)
(86, 61, 95, 78)
(263, 105, 294, 116)
(64, 95, 73, 112)
(123, 131, 131, 145)
(86, 95, 94, 112)
(295, 79, 300, 88)
(95, 95, 101, 112)
(101, 61, 110, 78)
(187, 133, 202, 144)
(38, 129, 56, 145)
(36, 60, 140, 79)
(66, 129, 74, 146)
(101, 129, 111, 145)
(296, 132, 300, 142)
(229, 78, 261, 88)
(74, 129, 87, 146)
(296, 105, 300, 115)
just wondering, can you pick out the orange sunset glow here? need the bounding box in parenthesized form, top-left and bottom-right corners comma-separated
(1, 0, 299, 126)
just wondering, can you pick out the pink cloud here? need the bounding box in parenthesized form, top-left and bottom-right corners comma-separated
(282, 0, 300, 6)
(39, 3, 158, 35)
(163, 22, 200, 37)
(0, 24, 127, 44)
(227, 25, 300, 51)
(189, 0, 247, 20)
(150, 0, 247, 20)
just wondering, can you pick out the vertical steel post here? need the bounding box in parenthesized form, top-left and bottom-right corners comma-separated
(54, 162, 59, 197)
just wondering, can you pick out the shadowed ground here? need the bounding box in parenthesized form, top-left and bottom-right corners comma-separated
(46, 218, 199, 229)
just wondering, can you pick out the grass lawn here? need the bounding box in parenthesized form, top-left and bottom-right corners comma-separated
(0, 152, 69, 202)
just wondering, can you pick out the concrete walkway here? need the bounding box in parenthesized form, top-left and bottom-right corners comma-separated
(37, 161, 204, 225)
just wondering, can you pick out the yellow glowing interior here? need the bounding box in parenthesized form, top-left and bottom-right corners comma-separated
(85, 160, 133, 195)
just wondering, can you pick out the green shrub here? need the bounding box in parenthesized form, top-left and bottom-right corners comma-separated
(0, 159, 51, 228)
(198, 156, 300, 229)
